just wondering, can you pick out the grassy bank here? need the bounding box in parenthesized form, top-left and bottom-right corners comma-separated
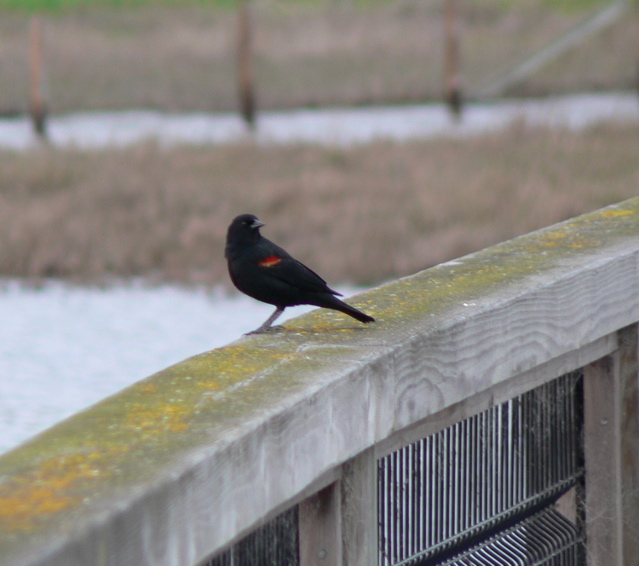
(0, 0, 634, 115)
(1, 122, 638, 286)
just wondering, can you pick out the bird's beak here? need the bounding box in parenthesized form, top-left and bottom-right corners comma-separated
(251, 219, 265, 229)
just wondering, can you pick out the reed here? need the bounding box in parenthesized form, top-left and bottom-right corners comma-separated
(1, 122, 637, 285)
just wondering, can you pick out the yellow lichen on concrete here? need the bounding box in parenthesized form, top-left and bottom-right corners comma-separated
(122, 401, 191, 434)
(0, 449, 122, 531)
(359, 198, 639, 327)
(600, 208, 634, 218)
(185, 346, 291, 390)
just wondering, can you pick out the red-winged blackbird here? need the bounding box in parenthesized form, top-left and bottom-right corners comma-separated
(226, 214, 375, 334)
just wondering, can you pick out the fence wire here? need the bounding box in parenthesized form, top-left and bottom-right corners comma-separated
(203, 506, 299, 566)
(201, 371, 585, 566)
(378, 371, 585, 566)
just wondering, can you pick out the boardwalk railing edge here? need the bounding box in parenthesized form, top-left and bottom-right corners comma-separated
(2, 198, 639, 566)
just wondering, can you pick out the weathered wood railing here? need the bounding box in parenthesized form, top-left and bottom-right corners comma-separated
(2, 199, 639, 565)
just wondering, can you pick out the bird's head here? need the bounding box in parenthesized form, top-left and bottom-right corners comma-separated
(226, 214, 265, 251)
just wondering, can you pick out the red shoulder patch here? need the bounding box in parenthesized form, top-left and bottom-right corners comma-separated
(259, 256, 282, 267)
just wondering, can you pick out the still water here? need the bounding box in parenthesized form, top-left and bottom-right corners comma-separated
(0, 92, 637, 150)
(0, 280, 319, 454)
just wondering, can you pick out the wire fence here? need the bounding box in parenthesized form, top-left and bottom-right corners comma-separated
(1, 0, 636, 135)
(200, 371, 586, 566)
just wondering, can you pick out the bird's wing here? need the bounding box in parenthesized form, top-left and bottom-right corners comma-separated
(258, 255, 342, 296)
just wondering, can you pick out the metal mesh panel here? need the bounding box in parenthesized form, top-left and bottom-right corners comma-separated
(378, 371, 584, 566)
(203, 506, 299, 566)
(438, 507, 582, 566)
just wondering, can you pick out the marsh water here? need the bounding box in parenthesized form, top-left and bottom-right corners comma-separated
(0, 280, 321, 454)
(0, 92, 637, 150)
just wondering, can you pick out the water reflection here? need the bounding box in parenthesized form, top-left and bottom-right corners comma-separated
(1, 92, 637, 151)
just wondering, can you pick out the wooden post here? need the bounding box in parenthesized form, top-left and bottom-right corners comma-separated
(299, 448, 378, 566)
(29, 16, 48, 139)
(583, 325, 639, 565)
(341, 448, 378, 566)
(299, 483, 342, 566)
(635, 0, 639, 97)
(299, 449, 378, 566)
(237, 0, 256, 129)
(443, 0, 462, 118)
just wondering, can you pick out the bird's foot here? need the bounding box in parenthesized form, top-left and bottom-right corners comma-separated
(244, 325, 285, 336)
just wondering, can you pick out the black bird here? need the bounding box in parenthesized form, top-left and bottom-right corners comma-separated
(225, 214, 375, 334)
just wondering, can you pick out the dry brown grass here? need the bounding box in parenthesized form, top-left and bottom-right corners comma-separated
(1, 122, 638, 286)
(0, 0, 635, 115)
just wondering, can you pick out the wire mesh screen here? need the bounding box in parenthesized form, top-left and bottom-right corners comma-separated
(378, 371, 584, 566)
(202, 506, 299, 566)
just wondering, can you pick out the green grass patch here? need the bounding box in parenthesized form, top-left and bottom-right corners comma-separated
(0, 0, 389, 12)
(1, 0, 238, 12)
(542, 0, 613, 12)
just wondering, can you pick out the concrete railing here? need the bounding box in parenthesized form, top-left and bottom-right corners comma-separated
(2, 199, 639, 565)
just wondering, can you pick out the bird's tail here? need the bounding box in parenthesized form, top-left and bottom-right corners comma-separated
(318, 294, 375, 324)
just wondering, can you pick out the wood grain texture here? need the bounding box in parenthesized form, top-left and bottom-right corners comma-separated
(341, 448, 378, 566)
(2, 199, 639, 566)
(299, 482, 342, 566)
(584, 325, 639, 566)
(584, 355, 622, 565)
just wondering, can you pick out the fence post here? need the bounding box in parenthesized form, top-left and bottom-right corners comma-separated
(237, 0, 256, 129)
(635, 0, 639, 97)
(29, 15, 47, 139)
(443, 0, 462, 117)
(583, 324, 639, 565)
(299, 482, 343, 566)
(341, 448, 377, 566)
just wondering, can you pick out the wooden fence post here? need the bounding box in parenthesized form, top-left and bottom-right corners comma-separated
(583, 324, 639, 565)
(29, 15, 47, 139)
(237, 0, 256, 129)
(341, 448, 377, 566)
(299, 448, 378, 566)
(299, 482, 343, 566)
(443, 0, 462, 118)
(635, 0, 639, 97)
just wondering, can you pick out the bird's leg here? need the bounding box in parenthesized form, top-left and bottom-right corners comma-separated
(245, 306, 286, 335)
